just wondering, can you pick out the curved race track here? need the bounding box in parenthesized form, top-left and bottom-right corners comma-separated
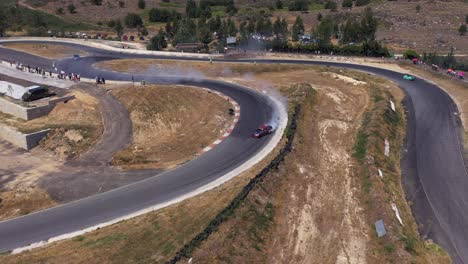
(0, 40, 467, 264)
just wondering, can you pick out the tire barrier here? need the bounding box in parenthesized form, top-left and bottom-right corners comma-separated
(167, 104, 301, 264)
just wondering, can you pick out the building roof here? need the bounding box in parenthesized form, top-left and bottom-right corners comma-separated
(227, 36, 237, 45)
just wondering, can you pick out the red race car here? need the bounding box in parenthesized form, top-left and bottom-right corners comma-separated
(252, 125, 274, 138)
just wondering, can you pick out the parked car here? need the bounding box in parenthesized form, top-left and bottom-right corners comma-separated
(22, 86, 49, 102)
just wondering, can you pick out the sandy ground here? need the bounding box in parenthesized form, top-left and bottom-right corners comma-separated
(110, 84, 233, 169)
(1, 43, 88, 60)
(0, 140, 59, 219)
(269, 89, 368, 263)
(94, 59, 312, 78)
(264, 70, 370, 264)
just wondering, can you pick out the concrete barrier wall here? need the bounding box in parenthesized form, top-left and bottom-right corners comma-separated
(25, 129, 50, 150)
(0, 97, 28, 119)
(0, 95, 75, 120)
(0, 124, 49, 150)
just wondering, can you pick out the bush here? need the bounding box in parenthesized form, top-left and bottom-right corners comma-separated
(147, 29, 167, 50)
(459, 24, 467, 36)
(68, 4, 76, 13)
(288, 0, 309, 11)
(27, 26, 48, 36)
(355, 0, 370, 6)
(148, 8, 180, 22)
(403, 49, 420, 59)
(89, 0, 103, 5)
(275, 0, 283, 9)
(342, 0, 353, 8)
(138, 0, 146, 9)
(124, 13, 143, 28)
(324, 0, 337, 10)
(107, 20, 116, 28)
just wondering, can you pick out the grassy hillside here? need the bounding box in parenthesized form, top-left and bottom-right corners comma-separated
(0, 0, 93, 36)
(14, 0, 468, 54)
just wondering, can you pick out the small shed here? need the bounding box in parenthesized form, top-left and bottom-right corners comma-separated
(227, 36, 237, 46)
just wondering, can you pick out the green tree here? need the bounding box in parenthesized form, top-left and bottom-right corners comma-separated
(148, 8, 177, 22)
(273, 17, 282, 37)
(466, 14, 468, 24)
(416, 4, 421, 13)
(403, 49, 420, 59)
(124, 13, 144, 28)
(342, 0, 353, 8)
(147, 29, 168, 50)
(67, 4, 76, 14)
(256, 16, 265, 34)
(247, 20, 255, 34)
(226, 0, 237, 15)
(140, 27, 148, 36)
(317, 12, 322, 21)
(360, 7, 377, 41)
(197, 0, 212, 19)
(107, 20, 116, 28)
(114, 20, 124, 38)
(315, 16, 334, 42)
(264, 19, 273, 37)
(186, 0, 197, 18)
(165, 22, 174, 38)
(355, 0, 370, 6)
(275, 0, 283, 9)
(90, 0, 103, 5)
(292, 16, 304, 41)
(459, 24, 467, 36)
(342, 18, 361, 43)
(443, 47, 456, 68)
(0, 11, 8, 37)
(288, 0, 309, 11)
(281, 18, 288, 37)
(324, 1, 337, 11)
(173, 18, 197, 45)
(138, 0, 146, 9)
(226, 18, 237, 36)
(208, 15, 222, 33)
(197, 19, 212, 45)
(273, 17, 288, 39)
(239, 21, 248, 40)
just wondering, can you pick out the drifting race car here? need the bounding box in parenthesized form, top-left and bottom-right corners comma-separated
(252, 125, 274, 138)
(403, 74, 416, 81)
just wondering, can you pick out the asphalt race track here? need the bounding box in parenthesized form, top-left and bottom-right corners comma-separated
(0, 40, 467, 263)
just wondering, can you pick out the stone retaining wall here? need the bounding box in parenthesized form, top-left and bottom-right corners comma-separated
(0, 95, 75, 120)
(0, 124, 49, 150)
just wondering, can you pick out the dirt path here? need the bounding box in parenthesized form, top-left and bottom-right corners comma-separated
(36, 85, 161, 202)
(67, 85, 132, 167)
